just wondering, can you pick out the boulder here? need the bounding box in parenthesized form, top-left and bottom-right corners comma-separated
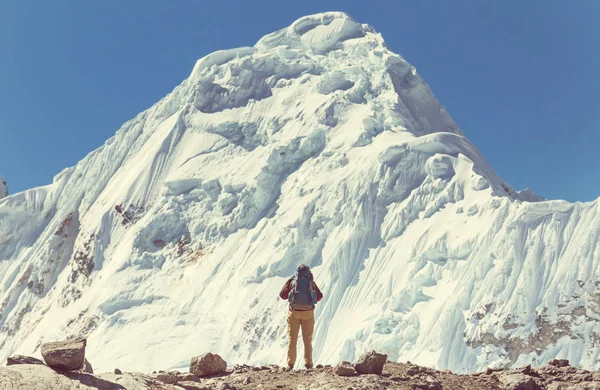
(190, 353, 227, 377)
(41, 337, 86, 371)
(335, 361, 357, 376)
(499, 373, 542, 390)
(156, 372, 178, 384)
(354, 350, 387, 375)
(548, 358, 570, 368)
(420, 376, 443, 390)
(6, 355, 45, 366)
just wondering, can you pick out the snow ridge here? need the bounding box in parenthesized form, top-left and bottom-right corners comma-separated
(0, 12, 598, 374)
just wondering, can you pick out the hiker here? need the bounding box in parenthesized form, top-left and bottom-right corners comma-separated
(279, 264, 323, 369)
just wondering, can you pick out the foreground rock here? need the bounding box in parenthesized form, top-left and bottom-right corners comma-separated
(354, 350, 387, 375)
(499, 373, 542, 390)
(41, 337, 87, 371)
(0, 364, 173, 390)
(6, 355, 45, 366)
(190, 353, 227, 377)
(335, 361, 357, 376)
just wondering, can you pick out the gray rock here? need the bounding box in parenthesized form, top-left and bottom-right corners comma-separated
(177, 372, 201, 382)
(413, 380, 443, 389)
(354, 350, 387, 375)
(41, 337, 87, 371)
(190, 353, 227, 377)
(499, 373, 542, 390)
(6, 355, 45, 366)
(0, 364, 157, 390)
(422, 375, 443, 390)
(549, 359, 570, 368)
(178, 381, 212, 390)
(335, 361, 357, 376)
(114, 368, 122, 375)
(156, 372, 178, 384)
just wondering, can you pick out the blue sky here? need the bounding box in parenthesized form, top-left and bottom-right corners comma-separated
(1, 1, 598, 201)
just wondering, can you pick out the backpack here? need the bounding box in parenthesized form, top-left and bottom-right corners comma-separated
(288, 265, 318, 306)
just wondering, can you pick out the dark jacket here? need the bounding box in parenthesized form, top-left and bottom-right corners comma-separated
(280, 277, 323, 311)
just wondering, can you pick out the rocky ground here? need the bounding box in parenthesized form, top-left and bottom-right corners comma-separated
(2, 338, 600, 389)
(3, 359, 600, 389)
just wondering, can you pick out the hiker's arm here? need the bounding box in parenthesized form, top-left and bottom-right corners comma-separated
(314, 282, 323, 302)
(279, 278, 292, 300)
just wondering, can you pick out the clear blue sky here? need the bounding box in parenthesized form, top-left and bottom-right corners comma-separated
(1, 1, 598, 201)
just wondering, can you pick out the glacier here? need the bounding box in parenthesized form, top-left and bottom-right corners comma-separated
(0, 12, 599, 374)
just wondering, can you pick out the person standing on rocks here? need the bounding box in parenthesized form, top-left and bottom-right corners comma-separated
(279, 264, 323, 369)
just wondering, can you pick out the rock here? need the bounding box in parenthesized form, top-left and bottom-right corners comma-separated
(499, 373, 542, 390)
(549, 358, 570, 368)
(354, 350, 387, 375)
(177, 373, 201, 382)
(0, 364, 166, 390)
(156, 372, 178, 384)
(114, 368, 122, 375)
(243, 375, 251, 384)
(190, 353, 227, 377)
(414, 376, 443, 390)
(336, 361, 357, 376)
(316, 364, 324, 369)
(178, 382, 211, 390)
(219, 382, 234, 390)
(83, 359, 93, 374)
(41, 337, 87, 371)
(520, 365, 532, 375)
(6, 355, 45, 366)
(407, 366, 421, 376)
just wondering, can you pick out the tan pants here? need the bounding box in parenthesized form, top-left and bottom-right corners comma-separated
(286, 309, 315, 367)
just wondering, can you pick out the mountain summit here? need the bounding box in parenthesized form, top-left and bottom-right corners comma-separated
(0, 12, 598, 373)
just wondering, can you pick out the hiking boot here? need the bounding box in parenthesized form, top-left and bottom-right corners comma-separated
(286, 364, 294, 371)
(305, 364, 313, 369)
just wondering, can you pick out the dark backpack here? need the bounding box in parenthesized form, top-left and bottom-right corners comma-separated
(289, 265, 318, 306)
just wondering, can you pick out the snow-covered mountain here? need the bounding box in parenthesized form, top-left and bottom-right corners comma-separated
(1, 12, 598, 374)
